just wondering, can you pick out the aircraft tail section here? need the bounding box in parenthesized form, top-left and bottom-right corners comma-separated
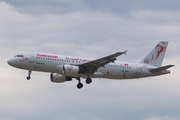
(140, 41, 168, 67)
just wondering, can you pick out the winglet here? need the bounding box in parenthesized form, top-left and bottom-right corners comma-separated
(115, 51, 127, 56)
(123, 50, 127, 55)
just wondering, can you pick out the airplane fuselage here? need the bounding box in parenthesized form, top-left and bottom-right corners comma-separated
(8, 52, 170, 80)
(7, 41, 173, 89)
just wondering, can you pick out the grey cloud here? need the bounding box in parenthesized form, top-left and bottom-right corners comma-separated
(1, 74, 180, 120)
(3, 0, 87, 15)
(3, 0, 180, 15)
(1, 2, 180, 59)
(1, 1, 180, 120)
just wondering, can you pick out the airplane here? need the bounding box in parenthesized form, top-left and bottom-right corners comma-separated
(7, 41, 174, 89)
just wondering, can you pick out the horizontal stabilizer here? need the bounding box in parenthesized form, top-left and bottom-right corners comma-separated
(149, 65, 174, 73)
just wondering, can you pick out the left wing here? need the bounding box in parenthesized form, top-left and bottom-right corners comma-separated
(78, 51, 127, 74)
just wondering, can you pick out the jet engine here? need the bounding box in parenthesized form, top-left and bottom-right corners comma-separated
(62, 65, 79, 76)
(50, 73, 72, 83)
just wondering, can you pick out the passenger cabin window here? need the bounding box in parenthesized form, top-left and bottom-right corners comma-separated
(15, 55, 23, 57)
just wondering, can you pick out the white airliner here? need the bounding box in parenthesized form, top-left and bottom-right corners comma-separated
(7, 41, 174, 89)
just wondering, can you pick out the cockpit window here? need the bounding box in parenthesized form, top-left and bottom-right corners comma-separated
(14, 55, 24, 57)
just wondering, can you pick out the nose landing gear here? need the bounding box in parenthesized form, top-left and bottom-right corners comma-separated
(27, 76, 31, 80)
(27, 70, 32, 80)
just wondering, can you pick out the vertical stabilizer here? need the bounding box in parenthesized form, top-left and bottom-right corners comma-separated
(140, 41, 168, 67)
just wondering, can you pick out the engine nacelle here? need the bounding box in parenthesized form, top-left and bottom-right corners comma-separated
(50, 73, 66, 83)
(50, 73, 72, 83)
(62, 65, 79, 76)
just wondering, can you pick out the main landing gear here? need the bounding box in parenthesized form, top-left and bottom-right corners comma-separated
(86, 77, 92, 84)
(26, 70, 32, 80)
(76, 77, 92, 89)
(76, 77, 83, 89)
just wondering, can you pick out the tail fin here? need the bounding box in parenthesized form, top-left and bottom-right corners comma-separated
(140, 41, 168, 67)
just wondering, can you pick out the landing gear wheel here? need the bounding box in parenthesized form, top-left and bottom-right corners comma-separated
(27, 70, 32, 80)
(86, 78, 92, 84)
(76, 77, 83, 89)
(27, 76, 31, 80)
(77, 82, 83, 89)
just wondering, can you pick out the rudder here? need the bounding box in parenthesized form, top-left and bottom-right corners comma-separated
(140, 41, 168, 67)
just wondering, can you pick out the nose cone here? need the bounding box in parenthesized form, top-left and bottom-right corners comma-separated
(7, 59, 14, 66)
(7, 58, 21, 68)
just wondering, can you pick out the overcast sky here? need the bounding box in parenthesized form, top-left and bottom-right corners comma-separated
(0, 0, 180, 120)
